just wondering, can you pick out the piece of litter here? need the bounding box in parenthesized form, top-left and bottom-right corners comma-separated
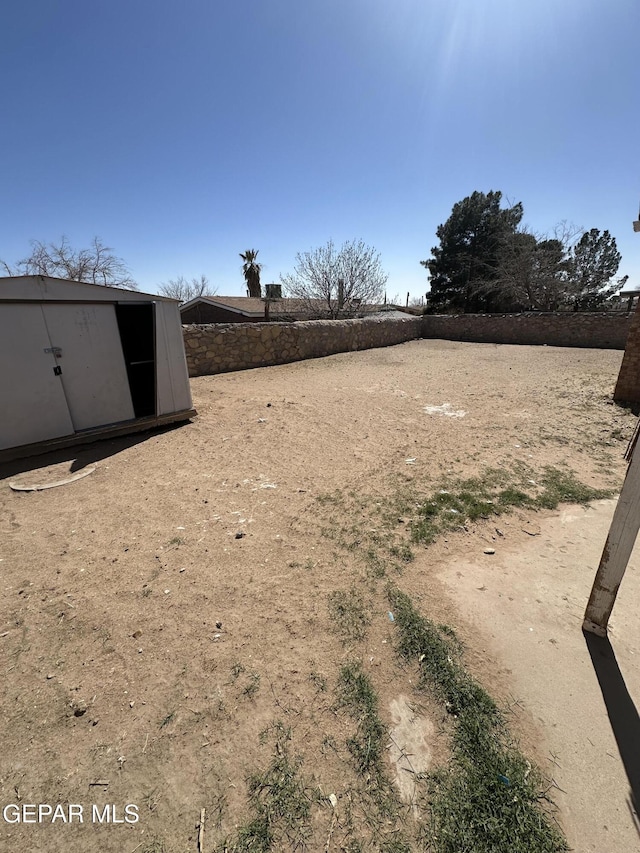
(329, 793, 338, 808)
(9, 467, 96, 492)
(176, 526, 186, 530)
(388, 611, 395, 622)
(164, 589, 170, 594)
(259, 483, 277, 489)
(257, 418, 266, 423)
(483, 548, 495, 555)
(498, 774, 510, 786)
(405, 458, 416, 464)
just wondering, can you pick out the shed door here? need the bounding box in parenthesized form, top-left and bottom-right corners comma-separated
(42, 303, 135, 431)
(0, 304, 75, 450)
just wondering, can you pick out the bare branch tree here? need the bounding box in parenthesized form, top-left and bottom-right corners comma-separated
(479, 222, 584, 311)
(158, 274, 216, 302)
(551, 220, 584, 250)
(281, 239, 388, 319)
(480, 228, 570, 310)
(2, 236, 137, 289)
(487, 221, 621, 312)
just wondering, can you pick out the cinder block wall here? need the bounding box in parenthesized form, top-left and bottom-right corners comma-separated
(183, 314, 423, 377)
(614, 303, 640, 403)
(422, 313, 632, 349)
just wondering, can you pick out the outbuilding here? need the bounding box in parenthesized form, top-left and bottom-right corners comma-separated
(0, 276, 196, 460)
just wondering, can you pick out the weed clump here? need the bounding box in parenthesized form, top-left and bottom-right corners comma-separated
(535, 467, 607, 509)
(412, 466, 610, 545)
(336, 661, 387, 780)
(328, 588, 371, 641)
(217, 723, 315, 852)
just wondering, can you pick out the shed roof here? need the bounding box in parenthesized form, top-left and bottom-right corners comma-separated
(0, 275, 178, 303)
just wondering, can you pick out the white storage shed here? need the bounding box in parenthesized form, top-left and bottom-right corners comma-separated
(0, 276, 196, 460)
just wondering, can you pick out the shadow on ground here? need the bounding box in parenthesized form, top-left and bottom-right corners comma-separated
(584, 629, 640, 836)
(0, 422, 188, 479)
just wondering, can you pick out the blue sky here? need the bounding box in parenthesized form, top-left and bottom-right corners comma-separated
(2, 0, 639, 300)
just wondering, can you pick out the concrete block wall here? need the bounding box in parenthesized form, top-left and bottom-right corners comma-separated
(183, 314, 423, 377)
(422, 312, 632, 349)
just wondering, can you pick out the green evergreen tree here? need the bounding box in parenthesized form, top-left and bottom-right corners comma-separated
(422, 191, 523, 313)
(568, 229, 621, 310)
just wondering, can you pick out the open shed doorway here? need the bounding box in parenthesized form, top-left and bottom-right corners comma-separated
(116, 303, 156, 418)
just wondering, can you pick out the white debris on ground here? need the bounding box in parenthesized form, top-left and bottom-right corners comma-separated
(388, 695, 434, 815)
(423, 403, 467, 418)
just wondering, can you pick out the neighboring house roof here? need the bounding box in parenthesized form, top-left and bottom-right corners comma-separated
(180, 295, 332, 318)
(180, 295, 392, 319)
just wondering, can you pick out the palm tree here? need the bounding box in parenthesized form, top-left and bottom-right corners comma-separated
(240, 249, 262, 298)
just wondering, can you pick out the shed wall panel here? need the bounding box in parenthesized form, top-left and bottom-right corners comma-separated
(154, 301, 193, 415)
(0, 305, 75, 449)
(42, 303, 135, 430)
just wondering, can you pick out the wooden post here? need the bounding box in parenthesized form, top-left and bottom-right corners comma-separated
(583, 431, 640, 635)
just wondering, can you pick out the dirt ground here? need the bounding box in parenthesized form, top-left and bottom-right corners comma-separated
(0, 339, 637, 852)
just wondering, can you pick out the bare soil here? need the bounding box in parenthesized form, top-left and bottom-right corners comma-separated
(0, 340, 634, 852)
